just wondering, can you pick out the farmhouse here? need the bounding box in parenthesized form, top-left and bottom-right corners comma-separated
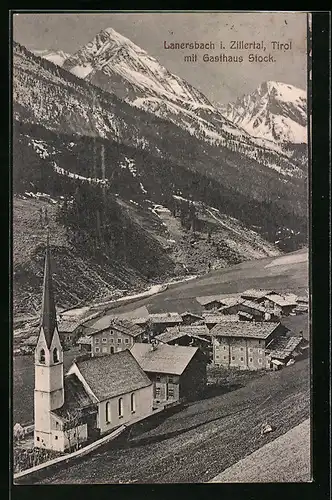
(130, 342, 207, 406)
(76, 335, 92, 353)
(263, 294, 297, 317)
(57, 320, 84, 348)
(155, 326, 211, 360)
(132, 313, 183, 335)
(210, 321, 288, 370)
(88, 318, 144, 356)
(196, 296, 224, 311)
(180, 311, 204, 325)
(265, 335, 309, 369)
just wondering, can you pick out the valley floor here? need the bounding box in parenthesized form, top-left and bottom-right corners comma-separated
(26, 358, 309, 484)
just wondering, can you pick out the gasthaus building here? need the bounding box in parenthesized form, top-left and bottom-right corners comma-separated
(210, 321, 288, 370)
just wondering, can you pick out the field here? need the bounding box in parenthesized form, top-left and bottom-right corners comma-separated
(22, 358, 310, 484)
(95, 248, 308, 318)
(210, 418, 311, 482)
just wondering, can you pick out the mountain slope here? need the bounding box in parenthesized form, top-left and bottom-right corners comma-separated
(63, 27, 212, 105)
(12, 41, 307, 314)
(12, 118, 286, 315)
(218, 81, 307, 146)
(62, 28, 306, 174)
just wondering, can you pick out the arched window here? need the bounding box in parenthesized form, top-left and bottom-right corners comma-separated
(53, 348, 59, 363)
(118, 397, 123, 418)
(130, 393, 136, 413)
(39, 349, 45, 364)
(105, 402, 111, 423)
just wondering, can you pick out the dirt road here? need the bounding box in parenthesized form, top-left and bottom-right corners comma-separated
(28, 358, 309, 484)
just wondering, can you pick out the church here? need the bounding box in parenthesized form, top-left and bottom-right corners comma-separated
(34, 237, 153, 452)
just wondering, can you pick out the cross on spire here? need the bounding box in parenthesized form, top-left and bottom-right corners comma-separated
(39, 231, 57, 348)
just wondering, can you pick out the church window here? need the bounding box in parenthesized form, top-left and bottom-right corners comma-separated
(55, 436, 58, 440)
(106, 402, 111, 423)
(36, 436, 40, 441)
(53, 348, 59, 363)
(118, 397, 123, 418)
(131, 393, 136, 413)
(39, 349, 45, 364)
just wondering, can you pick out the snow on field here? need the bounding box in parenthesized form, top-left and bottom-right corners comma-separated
(70, 63, 93, 79)
(53, 162, 109, 186)
(139, 182, 147, 194)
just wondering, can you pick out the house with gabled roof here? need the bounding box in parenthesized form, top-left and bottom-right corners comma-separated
(263, 294, 297, 316)
(155, 325, 211, 361)
(87, 317, 145, 356)
(130, 342, 207, 406)
(131, 312, 183, 335)
(196, 296, 224, 311)
(210, 321, 288, 370)
(180, 311, 204, 325)
(57, 319, 84, 348)
(265, 335, 309, 369)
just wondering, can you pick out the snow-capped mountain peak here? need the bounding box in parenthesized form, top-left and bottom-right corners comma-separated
(31, 49, 71, 67)
(62, 27, 212, 106)
(218, 81, 307, 145)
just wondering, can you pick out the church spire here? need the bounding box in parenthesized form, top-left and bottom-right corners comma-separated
(39, 232, 57, 348)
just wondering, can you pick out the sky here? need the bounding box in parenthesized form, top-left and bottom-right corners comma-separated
(13, 12, 308, 103)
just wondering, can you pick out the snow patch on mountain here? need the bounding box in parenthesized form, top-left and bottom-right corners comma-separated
(32, 49, 71, 67)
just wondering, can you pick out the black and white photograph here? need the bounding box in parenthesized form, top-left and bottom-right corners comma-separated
(12, 11, 310, 484)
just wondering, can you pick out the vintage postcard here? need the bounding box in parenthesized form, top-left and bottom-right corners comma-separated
(12, 11, 310, 484)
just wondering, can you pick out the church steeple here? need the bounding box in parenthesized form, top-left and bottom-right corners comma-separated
(39, 233, 57, 348)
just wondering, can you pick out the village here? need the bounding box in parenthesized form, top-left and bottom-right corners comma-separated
(13, 239, 309, 481)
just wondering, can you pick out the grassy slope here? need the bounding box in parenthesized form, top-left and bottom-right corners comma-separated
(26, 358, 309, 484)
(13, 197, 149, 315)
(13, 194, 281, 315)
(210, 418, 310, 482)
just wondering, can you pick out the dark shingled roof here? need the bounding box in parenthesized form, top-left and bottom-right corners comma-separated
(52, 373, 96, 420)
(130, 343, 198, 375)
(58, 320, 82, 333)
(264, 295, 297, 307)
(265, 336, 306, 360)
(88, 316, 144, 338)
(210, 321, 282, 339)
(155, 327, 210, 344)
(75, 350, 152, 402)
